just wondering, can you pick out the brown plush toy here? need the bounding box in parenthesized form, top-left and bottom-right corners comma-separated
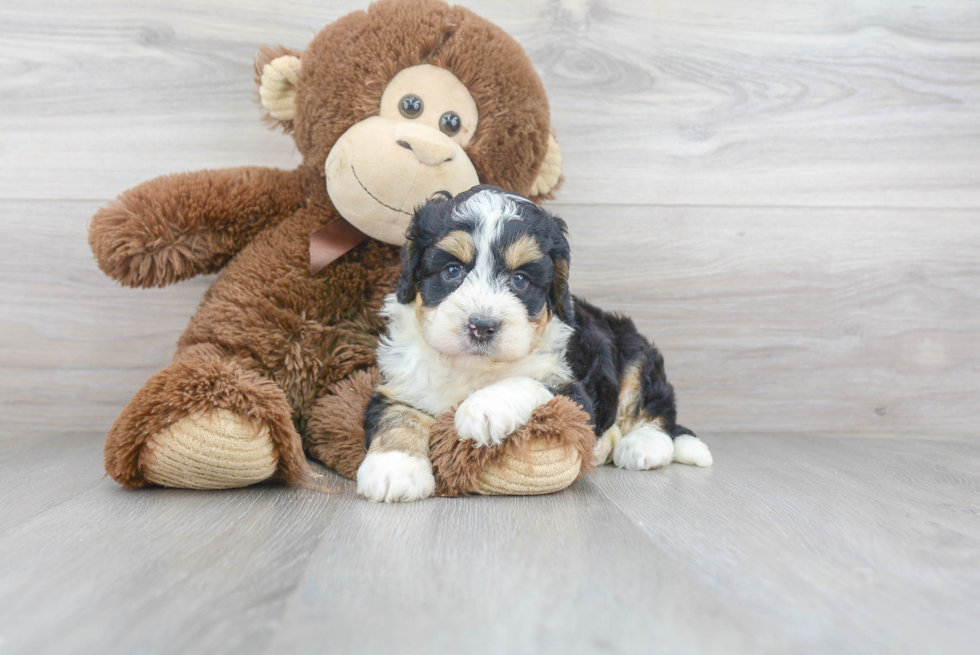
(89, 0, 595, 496)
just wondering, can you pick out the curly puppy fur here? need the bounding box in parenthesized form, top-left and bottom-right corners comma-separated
(92, 0, 571, 488)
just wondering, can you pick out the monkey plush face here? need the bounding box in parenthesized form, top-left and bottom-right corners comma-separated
(255, 0, 563, 246)
(324, 65, 481, 245)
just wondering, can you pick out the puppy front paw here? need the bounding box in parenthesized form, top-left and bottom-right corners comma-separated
(454, 379, 553, 447)
(454, 394, 511, 447)
(356, 451, 435, 503)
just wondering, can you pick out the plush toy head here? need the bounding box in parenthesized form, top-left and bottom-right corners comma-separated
(255, 0, 563, 245)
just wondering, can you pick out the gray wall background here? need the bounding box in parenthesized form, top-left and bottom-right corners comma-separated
(2, 0, 977, 437)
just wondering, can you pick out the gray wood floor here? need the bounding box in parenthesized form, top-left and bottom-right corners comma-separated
(1, 430, 978, 654)
(2, 0, 979, 653)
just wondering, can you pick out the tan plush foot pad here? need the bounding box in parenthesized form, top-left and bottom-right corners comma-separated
(140, 409, 278, 489)
(429, 395, 596, 497)
(473, 439, 582, 495)
(309, 370, 597, 497)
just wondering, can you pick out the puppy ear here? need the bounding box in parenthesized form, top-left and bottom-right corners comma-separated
(395, 239, 421, 304)
(550, 257, 572, 323)
(548, 216, 573, 323)
(396, 213, 425, 304)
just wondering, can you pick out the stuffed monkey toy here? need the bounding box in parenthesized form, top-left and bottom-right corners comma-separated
(90, 0, 595, 496)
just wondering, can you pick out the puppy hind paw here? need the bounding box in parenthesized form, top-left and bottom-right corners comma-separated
(356, 451, 436, 502)
(672, 434, 713, 467)
(613, 426, 674, 470)
(591, 429, 616, 466)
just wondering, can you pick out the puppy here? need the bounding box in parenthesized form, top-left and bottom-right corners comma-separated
(357, 186, 712, 502)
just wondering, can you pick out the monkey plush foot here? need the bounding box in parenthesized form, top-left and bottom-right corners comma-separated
(140, 410, 279, 489)
(430, 395, 595, 497)
(104, 344, 308, 489)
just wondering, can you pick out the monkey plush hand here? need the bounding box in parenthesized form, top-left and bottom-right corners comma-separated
(89, 0, 594, 495)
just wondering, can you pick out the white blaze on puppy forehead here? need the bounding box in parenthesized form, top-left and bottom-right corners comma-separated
(452, 188, 527, 225)
(453, 189, 528, 284)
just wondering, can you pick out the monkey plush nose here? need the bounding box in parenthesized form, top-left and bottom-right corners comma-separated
(467, 316, 500, 343)
(393, 122, 458, 166)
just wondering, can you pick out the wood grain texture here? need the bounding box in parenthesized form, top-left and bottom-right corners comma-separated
(589, 433, 980, 655)
(1, 0, 977, 435)
(0, 431, 977, 654)
(2, 3, 979, 654)
(3, 200, 977, 436)
(1, 0, 979, 206)
(558, 203, 980, 435)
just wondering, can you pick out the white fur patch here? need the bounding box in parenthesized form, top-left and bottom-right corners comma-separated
(454, 377, 554, 447)
(356, 451, 436, 503)
(672, 434, 714, 467)
(453, 189, 525, 231)
(377, 295, 572, 417)
(613, 424, 674, 470)
(420, 275, 534, 362)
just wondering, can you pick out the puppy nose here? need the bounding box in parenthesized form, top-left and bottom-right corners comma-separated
(394, 122, 457, 166)
(467, 315, 500, 343)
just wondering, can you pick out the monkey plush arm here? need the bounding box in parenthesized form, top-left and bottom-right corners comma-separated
(89, 167, 306, 288)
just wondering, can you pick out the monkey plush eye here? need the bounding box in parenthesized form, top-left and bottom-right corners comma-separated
(439, 111, 462, 135)
(510, 273, 529, 290)
(443, 264, 464, 281)
(399, 94, 424, 118)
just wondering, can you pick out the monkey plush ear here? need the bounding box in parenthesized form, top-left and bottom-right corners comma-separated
(528, 134, 563, 200)
(254, 46, 302, 131)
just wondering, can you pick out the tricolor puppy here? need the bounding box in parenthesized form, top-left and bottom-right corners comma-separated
(357, 186, 712, 502)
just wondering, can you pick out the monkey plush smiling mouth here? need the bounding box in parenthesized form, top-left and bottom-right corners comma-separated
(324, 65, 481, 245)
(357, 186, 713, 503)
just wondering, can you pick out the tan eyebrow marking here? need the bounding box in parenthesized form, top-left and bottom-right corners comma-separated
(435, 230, 475, 264)
(504, 234, 544, 270)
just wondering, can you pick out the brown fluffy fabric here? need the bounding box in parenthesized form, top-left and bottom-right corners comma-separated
(89, 167, 306, 289)
(306, 368, 383, 480)
(309, 369, 596, 497)
(91, 0, 585, 490)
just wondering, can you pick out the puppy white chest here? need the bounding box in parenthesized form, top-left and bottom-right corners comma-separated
(376, 296, 573, 416)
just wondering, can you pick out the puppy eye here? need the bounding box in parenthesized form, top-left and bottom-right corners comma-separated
(399, 94, 424, 118)
(443, 264, 464, 281)
(510, 273, 529, 290)
(439, 111, 462, 135)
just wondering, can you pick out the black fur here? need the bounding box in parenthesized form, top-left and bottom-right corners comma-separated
(363, 391, 394, 450)
(561, 297, 689, 438)
(395, 192, 457, 303)
(396, 186, 693, 442)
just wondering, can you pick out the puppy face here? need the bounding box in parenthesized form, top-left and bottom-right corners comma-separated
(396, 186, 571, 362)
